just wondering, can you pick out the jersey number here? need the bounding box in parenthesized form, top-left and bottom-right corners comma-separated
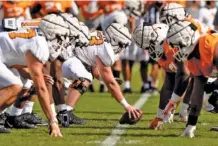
(9, 29, 36, 39)
(89, 32, 104, 46)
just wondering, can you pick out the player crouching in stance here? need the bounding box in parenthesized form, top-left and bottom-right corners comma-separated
(133, 22, 190, 130)
(0, 13, 81, 136)
(58, 23, 143, 127)
(167, 19, 218, 138)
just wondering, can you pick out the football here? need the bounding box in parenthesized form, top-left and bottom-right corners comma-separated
(119, 111, 143, 125)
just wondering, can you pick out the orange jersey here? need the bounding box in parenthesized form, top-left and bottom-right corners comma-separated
(158, 40, 176, 73)
(36, 1, 72, 16)
(76, 0, 103, 19)
(165, 0, 186, 6)
(1, 1, 33, 18)
(98, 0, 125, 14)
(185, 34, 218, 77)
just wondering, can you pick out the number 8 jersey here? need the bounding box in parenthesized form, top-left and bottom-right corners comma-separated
(0, 28, 49, 68)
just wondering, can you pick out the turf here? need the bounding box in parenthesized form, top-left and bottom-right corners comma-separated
(1, 63, 218, 146)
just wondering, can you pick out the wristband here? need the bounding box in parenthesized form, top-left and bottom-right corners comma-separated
(120, 98, 130, 109)
(49, 119, 58, 124)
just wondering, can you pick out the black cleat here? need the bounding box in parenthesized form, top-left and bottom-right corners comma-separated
(140, 86, 151, 93)
(99, 84, 105, 93)
(57, 110, 85, 127)
(57, 110, 70, 127)
(123, 88, 132, 93)
(211, 126, 218, 131)
(88, 84, 95, 92)
(5, 115, 36, 129)
(67, 110, 85, 125)
(0, 113, 7, 125)
(150, 86, 160, 93)
(0, 125, 10, 133)
(20, 113, 43, 125)
(0, 113, 10, 133)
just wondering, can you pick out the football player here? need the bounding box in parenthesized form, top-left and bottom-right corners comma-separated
(159, 2, 214, 123)
(31, 0, 78, 18)
(59, 23, 143, 127)
(167, 18, 218, 138)
(75, 0, 104, 31)
(133, 22, 190, 130)
(0, 1, 33, 21)
(0, 13, 82, 136)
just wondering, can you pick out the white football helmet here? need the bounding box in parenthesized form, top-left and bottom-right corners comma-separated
(167, 20, 200, 62)
(160, 3, 188, 25)
(39, 13, 81, 61)
(125, 0, 144, 17)
(77, 22, 90, 47)
(133, 23, 169, 61)
(104, 23, 131, 54)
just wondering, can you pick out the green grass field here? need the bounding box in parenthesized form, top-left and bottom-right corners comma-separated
(1, 63, 218, 146)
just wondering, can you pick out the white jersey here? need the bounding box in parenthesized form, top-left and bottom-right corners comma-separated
(199, 7, 217, 29)
(0, 28, 49, 67)
(74, 31, 115, 67)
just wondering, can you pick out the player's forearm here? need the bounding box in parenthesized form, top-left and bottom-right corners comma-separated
(33, 76, 56, 121)
(105, 79, 129, 109)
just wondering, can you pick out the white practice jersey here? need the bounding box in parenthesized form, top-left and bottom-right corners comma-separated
(74, 31, 115, 67)
(0, 28, 49, 67)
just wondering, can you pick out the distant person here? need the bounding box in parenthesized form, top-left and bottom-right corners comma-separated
(199, 0, 217, 29)
(186, 1, 200, 19)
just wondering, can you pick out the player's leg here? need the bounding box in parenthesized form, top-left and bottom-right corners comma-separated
(181, 76, 207, 138)
(58, 57, 92, 127)
(179, 78, 193, 121)
(149, 62, 160, 91)
(149, 72, 175, 129)
(0, 65, 23, 133)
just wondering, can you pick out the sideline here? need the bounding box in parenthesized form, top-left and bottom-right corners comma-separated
(100, 93, 152, 146)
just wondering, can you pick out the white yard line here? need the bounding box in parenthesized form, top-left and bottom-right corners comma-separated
(100, 93, 151, 146)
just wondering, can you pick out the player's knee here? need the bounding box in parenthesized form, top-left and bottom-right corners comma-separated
(70, 78, 90, 95)
(11, 84, 22, 95)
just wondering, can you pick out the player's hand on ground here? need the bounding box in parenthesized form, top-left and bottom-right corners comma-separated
(49, 122, 63, 137)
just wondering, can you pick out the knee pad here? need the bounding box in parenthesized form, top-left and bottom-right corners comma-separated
(70, 78, 89, 95)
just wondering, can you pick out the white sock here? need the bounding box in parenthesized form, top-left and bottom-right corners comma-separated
(65, 104, 73, 111)
(51, 103, 57, 116)
(124, 81, 130, 89)
(56, 104, 66, 112)
(100, 80, 104, 85)
(157, 108, 164, 119)
(143, 82, 150, 89)
(148, 76, 152, 82)
(171, 93, 180, 103)
(22, 101, 34, 114)
(10, 105, 23, 116)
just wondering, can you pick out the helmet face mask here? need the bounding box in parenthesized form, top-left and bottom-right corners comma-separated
(133, 23, 168, 61)
(167, 19, 201, 62)
(148, 40, 164, 61)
